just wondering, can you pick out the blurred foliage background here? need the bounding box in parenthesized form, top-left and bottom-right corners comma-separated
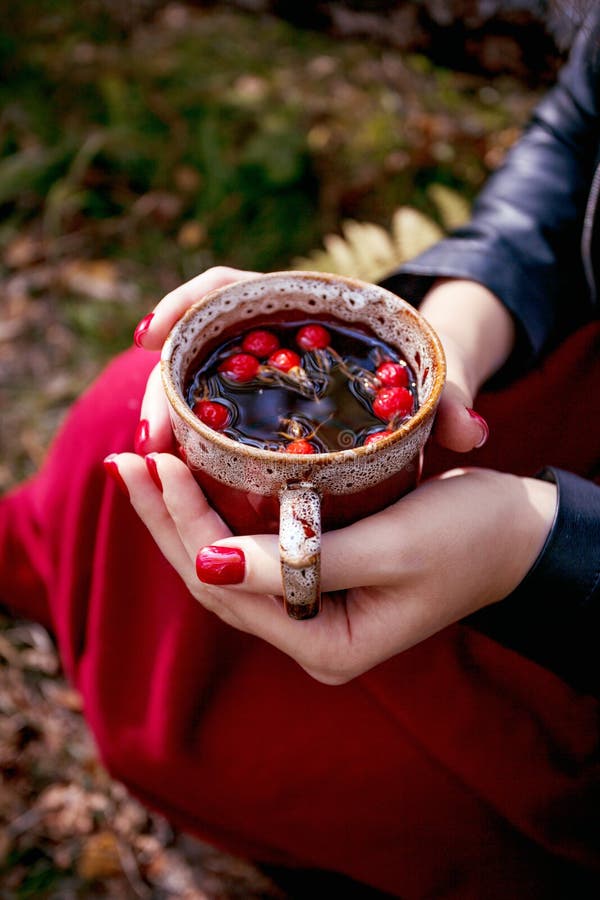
(0, 2, 563, 896)
(0, 0, 559, 492)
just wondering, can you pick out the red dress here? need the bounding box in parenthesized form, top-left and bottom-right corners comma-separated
(2, 323, 600, 899)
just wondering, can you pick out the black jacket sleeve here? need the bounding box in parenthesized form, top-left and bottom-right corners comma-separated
(380, 5, 600, 365)
(467, 468, 600, 697)
(377, 7, 600, 695)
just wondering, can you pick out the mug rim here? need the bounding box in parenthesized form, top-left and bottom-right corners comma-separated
(160, 270, 446, 465)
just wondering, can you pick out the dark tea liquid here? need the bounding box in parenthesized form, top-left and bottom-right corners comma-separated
(185, 319, 418, 454)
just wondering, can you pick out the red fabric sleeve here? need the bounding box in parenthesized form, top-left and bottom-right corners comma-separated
(0, 347, 159, 642)
(0, 480, 52, 629)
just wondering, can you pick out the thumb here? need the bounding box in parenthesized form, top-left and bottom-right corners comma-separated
(195, 535, 282, 594)
(432, 380, 489, 452)
(195, 506, 401, 594)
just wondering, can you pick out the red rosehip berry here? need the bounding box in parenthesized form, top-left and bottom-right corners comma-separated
(218, 352, 260, 382)
(282, 439, 315, 454)
(296, 323, 331, 351)
(192, 399, 230, 431)
(375, 361, 409, 389)
(372, 386, 413, 421)
(364, 429, 394, 446)
(268, 348, 302, 372)
(241, 328, 280, 358)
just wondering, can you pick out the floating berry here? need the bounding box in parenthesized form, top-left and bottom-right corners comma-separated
(193, 399, 230, 430)
(296, 323, 331, 351)
(282, 439, 315, 454)
(241, 328, 280, 358)
(372, 386, 413, 421)
(364, 429, 394, 446)
(375, 361, 409, 389)
(268, 348, 302, 373)
(218, 352, 260, 382)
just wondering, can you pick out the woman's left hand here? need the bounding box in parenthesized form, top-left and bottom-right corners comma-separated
(112, 452, 556, 685)
(132, 266, 259, 454)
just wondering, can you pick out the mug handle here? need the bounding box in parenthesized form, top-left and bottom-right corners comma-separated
(278, 482, 322, 619)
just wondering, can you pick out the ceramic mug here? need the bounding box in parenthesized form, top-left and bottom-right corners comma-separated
(161, 271, 446, 619)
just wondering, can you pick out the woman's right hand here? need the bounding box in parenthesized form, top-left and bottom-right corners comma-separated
(111, 451, 557, 684)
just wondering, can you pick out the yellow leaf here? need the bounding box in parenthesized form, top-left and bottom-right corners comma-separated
(340, 220, 398, 281)
(427, 184, 471, 230)
(391, 207, 444, 262)
(292, 204, 448, 281)
(322, 232, 359, 274)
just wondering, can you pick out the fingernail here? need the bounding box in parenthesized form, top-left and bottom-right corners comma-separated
(145, 453, 163, 492)
(196, 546, 245, 585)
(103, 454, 130, 499)
(133, 313, 154, 348)
(466, 408, 489, 448)
(134, 419, 150, 455)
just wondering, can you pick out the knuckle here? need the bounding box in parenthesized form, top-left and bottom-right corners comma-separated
(209, 265, 237, 281)
(302, 658, 356, 686)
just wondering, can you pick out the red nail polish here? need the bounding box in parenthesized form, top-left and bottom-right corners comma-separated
(103, 454, 130, 499)
(196, 546, 245, 585)
(467, 408, 489, 448)
(145, 453, 163, 492)
(134, 419, 150, 455)
(133, 313, 154, 348)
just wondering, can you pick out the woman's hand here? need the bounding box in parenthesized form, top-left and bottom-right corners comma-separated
(112, 452, 556, 685)
(418, 278, 516, 452)
(133, 266, 260, 454)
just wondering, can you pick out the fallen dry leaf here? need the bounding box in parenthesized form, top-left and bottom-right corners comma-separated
(59, 259, 119, 300)
(3, 233, 47, 269)
(77, 829, 123, 880)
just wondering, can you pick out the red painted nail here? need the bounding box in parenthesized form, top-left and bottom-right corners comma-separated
(196, 546, 245, 585)
(134, 419, 150, 455)
(133, 313, 154, 348)
(145, 453, 163, 492)
(103, 454, 130, 499)
(467, 408, 489, 448)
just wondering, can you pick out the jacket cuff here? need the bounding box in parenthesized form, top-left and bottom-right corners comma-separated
(465, 468, 600, 695)
(522, 467, 600, 606)
(379, 236, 555, 363)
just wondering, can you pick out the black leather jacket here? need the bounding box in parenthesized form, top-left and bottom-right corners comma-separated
(381, 5, 600, 696)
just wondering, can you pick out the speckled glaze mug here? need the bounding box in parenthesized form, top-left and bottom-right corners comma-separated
(161, 271, 446, 619)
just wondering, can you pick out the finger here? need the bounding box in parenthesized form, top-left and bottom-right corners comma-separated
(195, 503, 407, 596)
(195, 534, 281, 592)
(153, 452, 232, 561)
(110, 452, 194, 580)
(135, 362, 176, 455)
(109, 453, 330, 664)
(134, 266, 260, 350)
(432, 381, 489, 452)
